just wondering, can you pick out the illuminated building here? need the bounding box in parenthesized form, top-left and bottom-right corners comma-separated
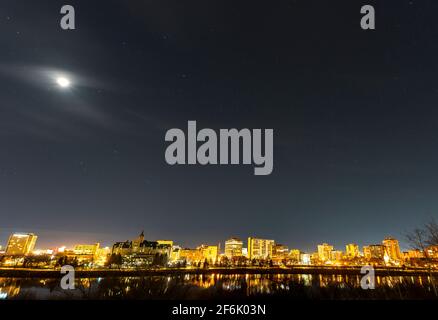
(5, 233, 37, 256)
(273, 244, 289, 258)
(112, 232, 171, 256)
(66, 243, 106, 266)
(247, 237, 275, 259)
(175, 245, 218, 265)
(289, 249, 301, 263)
(170, 245, 182, 261)
(94, 247, 111, 266)
(363, 246, 370, 259)
(179, 248, 204, 264)
(225, 238, 243, 258)
(32, 249, 53, 255)
(382, 237, 402, 262)
(73, 243, 100, 255)
(112, 231, 172, 266)
(157, 240, 174, 247)
(363, 244, 385, 260)
(300, 253, 311, 265)
(330, 250, 343, 262)
(345, 243, 359, 258)
(272, 244, 288, 263)
(426, 245, 438, 258)
(317, 243, 334, 262)
(404, 249, 424, 259)
(199, 245, 218, 264)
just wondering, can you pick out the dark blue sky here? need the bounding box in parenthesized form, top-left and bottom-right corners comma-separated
(1, 0, 437, 252)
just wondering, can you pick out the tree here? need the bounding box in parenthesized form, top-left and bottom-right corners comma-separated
(107, 253, 123, 269)
(406, 228, 428, 257)
(56, 255, 68, 268)
(406, 219, 438, 296)
(425, 219, 438, 246)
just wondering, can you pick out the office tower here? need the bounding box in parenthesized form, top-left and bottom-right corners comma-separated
(382, 237, 402, 262)
(225, 237, 243, 258)
(5, 233, 38, 256)
(317, 243, 334, 262)
(346, 243, 360, 258)
(363, 244, 385, 260)
(247, 237, 275, 259)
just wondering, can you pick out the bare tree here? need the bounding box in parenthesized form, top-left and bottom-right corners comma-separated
(425, 219, 438, 246)
(405, 219, 438, 296)
(406, 228, 428, 257)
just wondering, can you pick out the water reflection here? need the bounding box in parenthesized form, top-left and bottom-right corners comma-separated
(0, 274, 436, 300)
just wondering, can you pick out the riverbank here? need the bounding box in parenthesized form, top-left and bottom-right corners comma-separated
(1, 266, 437, 278)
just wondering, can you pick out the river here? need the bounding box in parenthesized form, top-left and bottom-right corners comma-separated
(0, 273, 437, 299)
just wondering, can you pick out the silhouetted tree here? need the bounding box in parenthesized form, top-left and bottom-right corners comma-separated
(406, 219, 438, 296)
(107, 253, 123, 269)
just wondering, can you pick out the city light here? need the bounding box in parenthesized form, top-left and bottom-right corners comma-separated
(0, 230, 437, 270)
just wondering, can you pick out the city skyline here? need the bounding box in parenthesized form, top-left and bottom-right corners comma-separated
(0, 228, 415, 253)
(3, 230, 433, 271)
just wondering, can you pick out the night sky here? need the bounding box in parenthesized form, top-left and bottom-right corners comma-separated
(1, 0, 438, 252)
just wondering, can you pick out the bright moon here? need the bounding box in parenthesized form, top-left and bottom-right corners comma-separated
(56, 77, 71, 88)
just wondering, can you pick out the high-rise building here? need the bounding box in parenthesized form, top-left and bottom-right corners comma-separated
(345, 243, 359, 258)
(289, 249, 301, 263)
(300, 253, 311, 265)
(363, 244, 385, 260)
(247, 237, 275, 260)
(5, 233, 37, 256)
(382, 237, 402, 262)
(317, 243, 334, 262)
(330, 250, 343, 262)
(225, 238, 243, 258)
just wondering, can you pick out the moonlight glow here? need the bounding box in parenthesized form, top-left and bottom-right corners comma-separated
(56, 77, 71, 88)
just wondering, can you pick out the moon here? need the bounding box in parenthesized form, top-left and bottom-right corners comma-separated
(56, 76, 71, 88)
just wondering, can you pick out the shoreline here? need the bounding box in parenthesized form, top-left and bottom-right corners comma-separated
(1, 266, 437, 278)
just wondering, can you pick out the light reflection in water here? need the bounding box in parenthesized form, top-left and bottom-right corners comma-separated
(0, 274, 436, 299)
